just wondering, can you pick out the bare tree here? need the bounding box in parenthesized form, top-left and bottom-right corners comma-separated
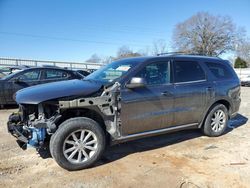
(116, 45, 142, 60)
(236, 39, 250, 65)
(172, 12, 244, 56)
(86, 54, 102, 64)
(152, 39, 167, 55)
(102, 56, 114, 64)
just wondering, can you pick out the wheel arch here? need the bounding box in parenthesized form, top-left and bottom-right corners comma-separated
(57, 107, 107, 133)
(199, 99, 231, 128)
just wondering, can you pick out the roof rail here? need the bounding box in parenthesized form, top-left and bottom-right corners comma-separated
(157, 52, 221, 58)
(157, 52, 187, 56)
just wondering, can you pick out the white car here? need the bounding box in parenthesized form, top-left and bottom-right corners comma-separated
(241, 75, 250, 86)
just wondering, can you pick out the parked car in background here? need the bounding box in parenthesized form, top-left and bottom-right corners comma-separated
(241, 75, 250, 86)
(7, 55, 241, 170)
(0, 67, 83, 106)
(234, 68, 250, 86)
(9, 65, 30, 74)
(0, 66, 12, 75)
(0, 70, 6, 78)
(0, 65, 30, 76)
(76, 70, 91, 77)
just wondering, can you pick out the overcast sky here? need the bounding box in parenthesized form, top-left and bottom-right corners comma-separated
(0, 0, 249, 62)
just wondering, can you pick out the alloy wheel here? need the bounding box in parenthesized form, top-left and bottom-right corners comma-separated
(63, 129, 98, 164)
(211, 109, 226, 132)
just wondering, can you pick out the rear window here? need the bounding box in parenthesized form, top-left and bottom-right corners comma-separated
(205, 62, 233, 79)
(173, 61, 206, 83)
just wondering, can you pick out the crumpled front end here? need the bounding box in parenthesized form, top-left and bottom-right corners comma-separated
(7, 82, 122, 150)
(8, 115, 47, 150)
(7, 103, 60, 150)
(7, 112, 30, 149)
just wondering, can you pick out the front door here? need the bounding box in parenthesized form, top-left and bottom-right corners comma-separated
(4, 69, 41, 103)
(120, 61, 174, 135)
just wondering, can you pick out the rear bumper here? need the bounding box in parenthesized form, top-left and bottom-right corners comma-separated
(230, 98, 241, 119)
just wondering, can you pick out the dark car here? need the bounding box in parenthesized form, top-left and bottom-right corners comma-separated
(7, 55, 241, 170)
(0, 67, 83, 106)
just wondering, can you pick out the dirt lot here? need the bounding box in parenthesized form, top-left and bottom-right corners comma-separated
(0, 87, 249, 188)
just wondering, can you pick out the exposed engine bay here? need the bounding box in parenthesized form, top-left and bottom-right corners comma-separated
(7, 82, 121, 150)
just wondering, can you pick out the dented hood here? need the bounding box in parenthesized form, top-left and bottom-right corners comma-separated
(15, 79, 102, 104)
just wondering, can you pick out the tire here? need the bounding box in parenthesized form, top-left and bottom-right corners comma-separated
(49, 133, 56, 158)
(49, 117, 106, 171)
(202, 104, 228, 137)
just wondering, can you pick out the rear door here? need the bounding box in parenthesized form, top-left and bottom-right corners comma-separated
(120, 60, 175, 135)
(173, 60, 208, 126)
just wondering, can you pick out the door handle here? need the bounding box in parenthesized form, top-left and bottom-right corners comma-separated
(161, 91, 172, 96)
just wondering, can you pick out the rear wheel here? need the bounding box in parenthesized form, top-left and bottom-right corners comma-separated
(202, 104, 228, 137)
(50, 117, 106, 171)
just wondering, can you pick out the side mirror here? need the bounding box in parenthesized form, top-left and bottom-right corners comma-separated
(126, 77, 146, 89)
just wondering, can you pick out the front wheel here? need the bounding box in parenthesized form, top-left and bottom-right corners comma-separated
(202, 104, 228, 137)
(50, 117, 106, 171)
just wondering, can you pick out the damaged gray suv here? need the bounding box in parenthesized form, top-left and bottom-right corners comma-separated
(7, 55, 241, 170)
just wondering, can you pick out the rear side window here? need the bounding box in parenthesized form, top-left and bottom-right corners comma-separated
(173, 61, 205, 83)
(205, 62, 233, 79)
(44, 70, 69, 80)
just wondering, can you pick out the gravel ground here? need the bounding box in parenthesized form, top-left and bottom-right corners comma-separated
(0, 87, 249, 188)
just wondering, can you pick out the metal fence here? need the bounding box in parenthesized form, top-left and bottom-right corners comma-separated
(0, 57, 104, 70)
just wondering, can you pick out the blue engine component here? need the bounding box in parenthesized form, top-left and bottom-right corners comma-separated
(28, 127, 46, 147)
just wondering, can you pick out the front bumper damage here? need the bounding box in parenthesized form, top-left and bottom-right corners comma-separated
(7, 113, 29, 149)
(7, 103, 61, 150)
(7, 113, 48, 150)
(7, 82, 121, 150)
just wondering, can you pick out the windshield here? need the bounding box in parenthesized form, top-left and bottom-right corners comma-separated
(84, 59, 139, 83)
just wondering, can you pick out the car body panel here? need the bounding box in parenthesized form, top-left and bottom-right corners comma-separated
(120, 84, 175, 135)
(173, 81, 208, 125)
(15, 79, 102, 104)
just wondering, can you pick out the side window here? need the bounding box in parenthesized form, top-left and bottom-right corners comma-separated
(174, 61, 205, 83)
(44, 70, 69, 80)
(135, 61, 170, 85)
(18, 70, 40, 81)
(205, 62, 233, 79)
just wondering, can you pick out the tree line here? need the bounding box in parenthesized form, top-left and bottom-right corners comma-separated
(86, 12, 250, 68)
